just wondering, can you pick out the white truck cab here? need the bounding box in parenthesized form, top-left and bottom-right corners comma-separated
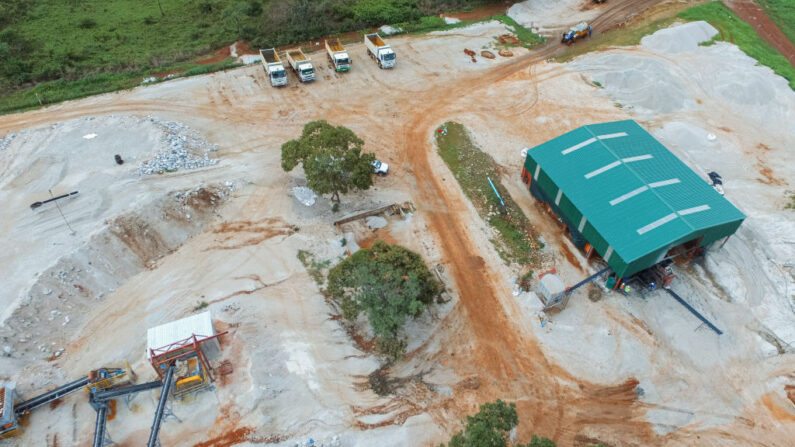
(365, 33, 396, 69)
(286, 49, 315, 83)
(260, 48, 287, 87)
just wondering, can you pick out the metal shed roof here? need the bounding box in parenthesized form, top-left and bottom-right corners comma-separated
(146, 311, 215, 359)
(527, 120, 745, 264)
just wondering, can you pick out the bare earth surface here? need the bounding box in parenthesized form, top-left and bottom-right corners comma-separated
(725, 0, 795, 65)
(0, 1, 793, 446)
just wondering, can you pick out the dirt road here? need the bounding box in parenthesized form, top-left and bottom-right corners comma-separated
(726, 0, 795, 65)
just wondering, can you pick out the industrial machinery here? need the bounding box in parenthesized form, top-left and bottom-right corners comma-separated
(562, 22, 592, 44)
(1, 376, 89, 438)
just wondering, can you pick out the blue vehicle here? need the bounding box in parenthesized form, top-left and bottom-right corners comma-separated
(562, 22, 592, 44)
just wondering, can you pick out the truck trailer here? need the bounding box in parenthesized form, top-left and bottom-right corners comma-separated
(286, 49, 315, 83)
(364, 33, 395, 69)
(260, 48, 287, 87)
(325, 38, 351, 72)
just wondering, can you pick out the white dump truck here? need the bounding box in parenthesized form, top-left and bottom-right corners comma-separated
(259, 48, 287, 87)
(325, 38, 350, 72)
(286, 49, 315, 83)
(364, 33, 395, 69)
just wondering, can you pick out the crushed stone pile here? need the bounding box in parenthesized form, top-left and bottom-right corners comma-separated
(293, 186, 317, 206)
(294, 436, 341, 447)
(0, 133, 15, 151)
(570, 21, 794, 120)
(137, 117, 220, 175)
(640, 21, 717, 54)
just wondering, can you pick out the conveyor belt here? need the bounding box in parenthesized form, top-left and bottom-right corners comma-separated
(664, 288, 723, 335)
(92, 405, 108, 447)
(15, 376, 89, 414)
(147, 366, 176, 447)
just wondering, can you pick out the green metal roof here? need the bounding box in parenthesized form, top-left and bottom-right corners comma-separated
(527, 120, 745, 265)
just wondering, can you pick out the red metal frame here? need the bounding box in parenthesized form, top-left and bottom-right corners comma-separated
(149, 331, 228, 382)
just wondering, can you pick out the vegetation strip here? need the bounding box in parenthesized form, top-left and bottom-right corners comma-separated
(435, 122, 540, 267)
(0, 1, 506, 115)
(757, 0, 795, 44)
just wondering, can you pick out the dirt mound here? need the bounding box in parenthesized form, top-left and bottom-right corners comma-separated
(481, 50, 496, 59)
(498, 49, 514, 57)
(498, 34, 522, 45)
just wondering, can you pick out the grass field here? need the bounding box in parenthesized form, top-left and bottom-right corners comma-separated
(757, 0, 795, 44)
(435, 122, 541, 266)
(0, 0, 495, 115)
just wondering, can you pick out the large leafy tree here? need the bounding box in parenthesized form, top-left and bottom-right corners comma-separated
(327, 240, 442, 359)
(442, 400, 557, 447)
(282, 120, 375, 202)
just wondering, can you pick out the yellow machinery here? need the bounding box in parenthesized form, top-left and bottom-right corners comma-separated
(85, 362, 136, 393)
(173, 357, 210, 399)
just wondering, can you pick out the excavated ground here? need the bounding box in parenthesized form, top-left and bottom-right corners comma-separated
(1, 1, 793, 446)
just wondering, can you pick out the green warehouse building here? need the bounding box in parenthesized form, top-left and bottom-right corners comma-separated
(522, 120, 745, 278)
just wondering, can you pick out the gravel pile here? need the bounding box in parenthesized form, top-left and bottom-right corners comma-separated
(0, 133, 16, 151)
(137, 117, 220, 175)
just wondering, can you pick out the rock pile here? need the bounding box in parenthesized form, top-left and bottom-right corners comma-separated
(293, 436, 341, 447)
(137, 117, 220, 175)
(0, 133, 16, 151)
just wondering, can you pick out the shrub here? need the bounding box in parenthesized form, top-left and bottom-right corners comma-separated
(353, 0, 420, 25)
(77, 18, 97, 29)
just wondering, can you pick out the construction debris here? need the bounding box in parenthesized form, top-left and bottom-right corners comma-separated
(293, 186, 317, 206)
(137, 118, 220, 175)
(0, 133, 16, 151)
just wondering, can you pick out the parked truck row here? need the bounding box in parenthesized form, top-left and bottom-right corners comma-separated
(259, 33, 395, 87)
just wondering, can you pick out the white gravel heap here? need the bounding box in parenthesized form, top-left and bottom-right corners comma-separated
(0, 133, 15, 151)
(640, 21, 718, 54)
(137, 118, 220, 175)
(292, 186, 317, 206)
(570, 21, 794, 120)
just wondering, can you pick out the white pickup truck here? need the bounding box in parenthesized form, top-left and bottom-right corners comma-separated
(325, 38, 350, 72)
(286, 49, 315, 83)
(259, 48, 287, 87)
(364, 33, 395, 69)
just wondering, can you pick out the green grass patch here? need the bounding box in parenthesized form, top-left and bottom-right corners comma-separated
(677, 1, 795, 89)
(297, 249, 331, 287)
(0, 58, 241, 115)
(0, 0, 500, 114)
(392, 15, 475, 34)
(493, 14, 545, 48)
(553, 14, 681, 62)
(388, 12, 544, 49)
(757, 0, 795, 44)
(435, 122, 541, 266)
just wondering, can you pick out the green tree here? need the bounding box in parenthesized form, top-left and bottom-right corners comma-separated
(441, 400, 556, 447)
(352, 0, 419, 25)
(281, 120, 375, 202)
(222, 2, 249, 35)
(327, 240, 442, 359)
